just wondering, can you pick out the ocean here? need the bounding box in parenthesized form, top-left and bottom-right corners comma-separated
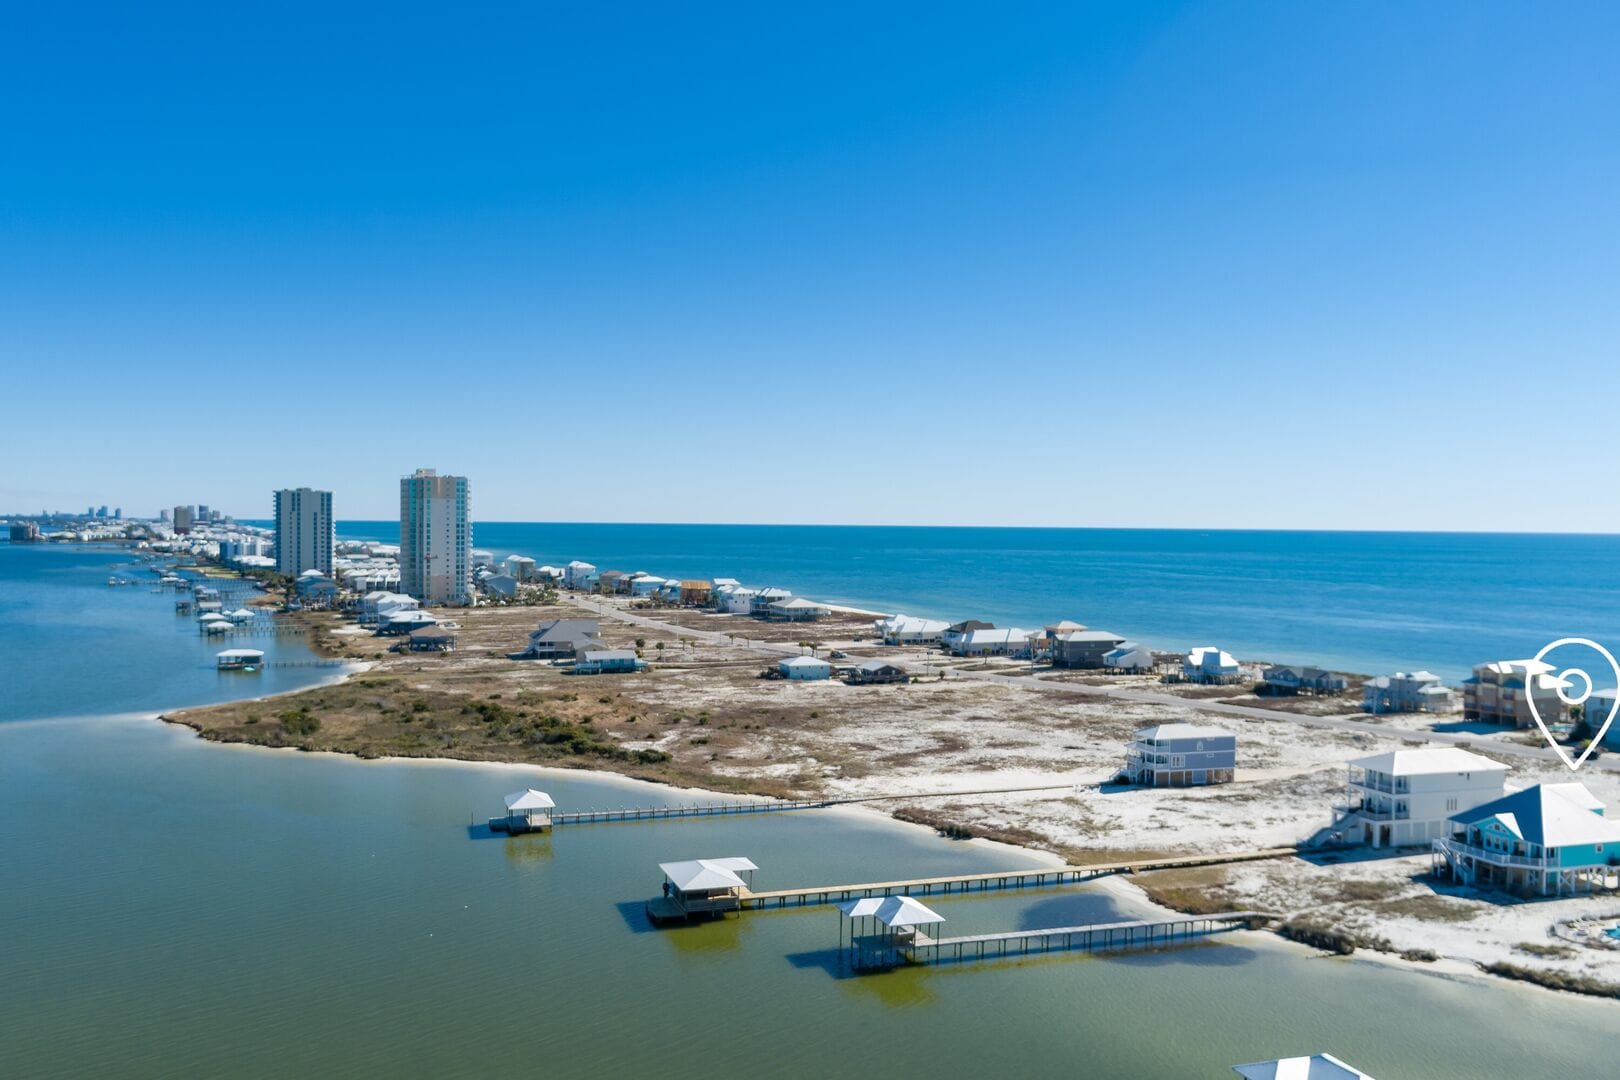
(332, 522, 1620, 680)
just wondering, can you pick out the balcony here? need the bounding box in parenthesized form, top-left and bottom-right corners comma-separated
(1435, 837, 1548, 869)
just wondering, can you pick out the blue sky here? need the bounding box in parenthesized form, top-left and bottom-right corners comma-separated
(3, 3, 1617, 528)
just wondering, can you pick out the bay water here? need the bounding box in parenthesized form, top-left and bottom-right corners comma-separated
(4, 540, 1617, 1078)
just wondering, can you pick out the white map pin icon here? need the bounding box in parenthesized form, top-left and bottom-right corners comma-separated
(1521, 637, 1620, 772)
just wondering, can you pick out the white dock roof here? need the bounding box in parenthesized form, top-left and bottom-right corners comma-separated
(1233, 1053, 1374, 1079)
(660, 857, 758, 892)
(503, 789, 555, 811)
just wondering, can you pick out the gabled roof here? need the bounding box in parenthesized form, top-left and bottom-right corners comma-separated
(770, 597, 826, 610)
(660, 857, 758, 892)
(1449, 783, 1620, 847)
(1056, 629, 1125, 643)
(858, 659, 903, 672)
(1350, 747, 1506, 777)
(838, 895, 945, 928)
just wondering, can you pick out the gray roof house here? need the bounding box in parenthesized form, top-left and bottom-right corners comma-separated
(515, 618, 603, 660)
(1050, 629, 1128, 669)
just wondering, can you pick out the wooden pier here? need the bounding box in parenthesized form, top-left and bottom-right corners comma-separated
(869, 911, 1271, 970)
(741, 848, 1297, 909)
(552, 798, 832, 826)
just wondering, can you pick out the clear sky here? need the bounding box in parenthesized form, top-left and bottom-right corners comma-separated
(3, 3, 1617, 528)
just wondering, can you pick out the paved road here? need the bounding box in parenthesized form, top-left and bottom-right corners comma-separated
(572, 595, 1618, 776)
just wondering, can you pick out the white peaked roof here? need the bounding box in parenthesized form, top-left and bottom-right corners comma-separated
(781, 655, 831, 668)
(1350, 747, 1507, 776)
(503, 789, 555, 811)
(660, 857, 759, 893)
(1187, 645, 1238, 668)
(298, 568, 326, 578)
(203, 621, 230, 632)
(1234, 1053, 1374, 1079)
(839, 895, 945, 928)
(877, 613, 952, 632)
(961, 627, 1033, 645)
(216, 648, 265, 659)
(771, 597, 827, 610)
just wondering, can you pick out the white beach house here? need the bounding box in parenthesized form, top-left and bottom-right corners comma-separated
(952, 627, 1034, 658)
(1335, 747, 1508, 848)
(1124, 724, 1236, 786)
(766, 597, 827, 622)
(1182, 646, 1240, 684)
(563, 560, 597, 590)
(1102, 642, 1156, 673)
(873, 613, 951, 646)
(779, 655, 832, 681)
(1362, 670, 1458, 714)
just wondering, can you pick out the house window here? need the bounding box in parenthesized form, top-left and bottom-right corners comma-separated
(1446, 797, 1458, 812)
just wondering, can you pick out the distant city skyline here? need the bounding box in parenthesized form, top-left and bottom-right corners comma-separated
(4, 5, 1618, 531)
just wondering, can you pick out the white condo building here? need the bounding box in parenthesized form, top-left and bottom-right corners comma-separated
(1335, 747, 1508, 848)
(273, 488, 334, 576)
(400, 469, 472, 606)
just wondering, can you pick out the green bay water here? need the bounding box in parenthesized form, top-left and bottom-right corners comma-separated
(3, 543, 1617, 1078)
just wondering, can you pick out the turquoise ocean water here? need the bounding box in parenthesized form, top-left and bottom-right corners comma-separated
(333, 521, 1620, 679)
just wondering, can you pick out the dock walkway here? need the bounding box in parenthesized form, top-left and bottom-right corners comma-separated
(899, 911, 1269, 968)
(741, 848, 1296, 908)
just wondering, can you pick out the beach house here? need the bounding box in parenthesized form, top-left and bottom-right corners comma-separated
(1261, 665, 1348, 695)
(379, 609, 438, 636)
(952, 627, 1034, 658)
(766, 597, 826, 622)
(406, 625, 456, 653)
(1462, 661, 1544, 728)
(1050, 629, 1128, 669)
(1102, 642, 1156, 673)
(563, 561, 597, 590)
(504, 555, 536, 581)
(1182, 646, 1240, 684)
(480, 573, 517, 598)
(779, 655, 833, 681)
(847, 660, 908, 685)
(873, 614, 950, 646)
(1123, 724, 1236, 786)
(517, 618, 603, 660)
(678, 580, 713, 606)
(1362, 671, 1457, 714)
(1433, 782, 1620, 896)
(1334, 747, 1509, 848)
(572, 649, 646, 675)
(630, 574, 668, 597)
(748, 588, 794, 617)
(941, 620, 993, 652)
(1587, 688, 1620, 750)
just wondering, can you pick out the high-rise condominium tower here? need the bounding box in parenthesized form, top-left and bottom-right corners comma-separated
(274, 488, 335, 576)
(399, 469, 471, 605)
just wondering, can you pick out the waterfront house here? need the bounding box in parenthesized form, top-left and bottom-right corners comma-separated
(652, 857, 758, 921)
(679, 580, 713, 606)
(598, 570, 631, 595)
(1051, 629, 1128, 669)
(766, 597, 827, 622)
(573, 649, 646, 675)
(873, 614, 951, 646)
(1362, 671, 1457, 715)
(1102, 642, 1156, 673)
(563, 560, 597, 589)
(1124, 724, 1236, 786)
(535, 564, 564, 584)
(1588, 688, 1620, 750)
(1182, 646, 1240, 684)
(1261, 665, 1349, 696)
(1233, 1053, 1374, 1079)
(779, 655, 832, 681)
(1462, 661, 1543, 728)
(504, 555, 536, 581)
(631, 575, 668, 597)
(952, 627, 1034, 658)
(847, 660, 908, 685)
(941, 620, 993, 652)
(407, 625, 456, 653)
(1334, 747, 1509, 848)
(360, 590, 419, 627)
(518, 618, 603, 660)
(1433, 782, 1620, 896)
(748, 588, 795, 617)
